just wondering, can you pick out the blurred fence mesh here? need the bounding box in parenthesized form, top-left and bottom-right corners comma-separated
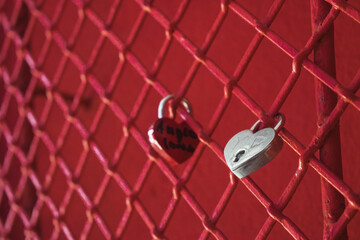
(0, 0, 360, 239)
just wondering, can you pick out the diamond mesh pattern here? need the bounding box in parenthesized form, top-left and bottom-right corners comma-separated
(0, 0, 360, 239)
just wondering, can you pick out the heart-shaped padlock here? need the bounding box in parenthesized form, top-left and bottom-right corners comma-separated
(148, 95, 199, 165)
(224, 114, 284, 179)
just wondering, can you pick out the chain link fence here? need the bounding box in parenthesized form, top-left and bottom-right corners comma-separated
(0, 0, 360, 239)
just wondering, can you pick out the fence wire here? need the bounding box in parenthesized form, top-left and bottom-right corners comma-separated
(0, 0, 360, 239)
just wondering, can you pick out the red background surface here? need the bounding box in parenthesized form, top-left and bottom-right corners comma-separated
(1, 0, 360, 239)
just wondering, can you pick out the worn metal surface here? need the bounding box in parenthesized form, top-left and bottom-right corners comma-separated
(224, 116, 283, 179)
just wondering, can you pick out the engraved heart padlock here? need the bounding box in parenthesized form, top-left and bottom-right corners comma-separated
(224, 114, 284, 179)
(148, 95, 199, 165)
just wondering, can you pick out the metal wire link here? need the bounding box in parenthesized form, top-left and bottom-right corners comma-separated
(0, 0, 359, 239)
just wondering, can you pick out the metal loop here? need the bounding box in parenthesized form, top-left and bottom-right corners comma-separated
(250, 119, 262, 132)
(158, 94, 192, 119)
(250, 114, 284, 132)
(273, 114, 283, 132)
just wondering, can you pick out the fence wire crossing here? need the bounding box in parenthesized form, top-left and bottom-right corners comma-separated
(0, 0, 360, 239)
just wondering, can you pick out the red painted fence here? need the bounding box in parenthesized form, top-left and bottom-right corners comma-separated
(1, 0, 360, 239)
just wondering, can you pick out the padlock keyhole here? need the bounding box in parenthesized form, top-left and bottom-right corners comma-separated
(233, 149, 246, 162)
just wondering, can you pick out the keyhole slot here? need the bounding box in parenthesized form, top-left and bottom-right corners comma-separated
(233, 149, 246, 162)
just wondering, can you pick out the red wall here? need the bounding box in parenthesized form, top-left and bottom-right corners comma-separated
(1, 0, 360, 239)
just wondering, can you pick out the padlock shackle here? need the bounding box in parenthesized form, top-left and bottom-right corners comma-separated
(250, 113, 284, 132)
(273, 114, 283, 132)
(158, 94, 192, 119)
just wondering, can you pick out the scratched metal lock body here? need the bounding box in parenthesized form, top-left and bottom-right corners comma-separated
(224, 115, 284, 179)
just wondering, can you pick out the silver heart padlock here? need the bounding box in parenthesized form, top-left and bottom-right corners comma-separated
(224, 114, 284, 179)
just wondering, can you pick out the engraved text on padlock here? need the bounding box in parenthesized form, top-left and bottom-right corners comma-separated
(148, 95, 199, 165)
